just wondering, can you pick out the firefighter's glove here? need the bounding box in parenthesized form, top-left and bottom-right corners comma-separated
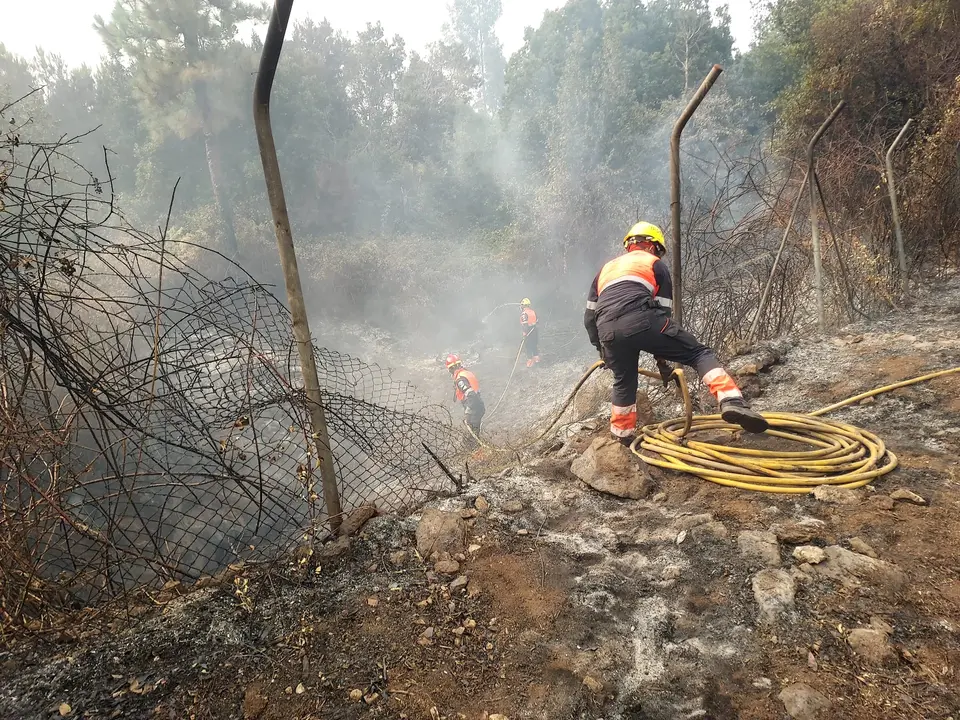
(656, 358, 675, 388)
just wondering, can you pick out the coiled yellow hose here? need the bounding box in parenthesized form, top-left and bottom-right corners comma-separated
(630, 366, 960, 493)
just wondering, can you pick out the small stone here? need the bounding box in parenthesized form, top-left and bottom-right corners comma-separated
(503, 500, 523, 513)
(475, 496, 490, 512)
(418, 627, 435, 646)
(691, 520, 729, 539)
(363, 692, 380, 705)
(772, 520, 826, 544)
(317, 535, 351, 561)
(295, 683, 305, 695)
(243, 683, 268, 719)
(516, 529, 529, 536)
(652, 492, 667, 503)
(463, 618, 477, 629)
(367, 596, 379, 607)
(434, 559, 460, 575)
(338, 504, 377, 537)
(284, 686, 293, 695)
(752, 568, 796, 624)
(752, 677, 772, 690)
(859, 396, 875, 405)
(349, 689, 363, 702)
(890, 488, 927, 505)
(460, 508, 478, 519)
(661, 565, 682, 580)
(812, 485, 862, 505)
(454, 552, 466, 561)
(582, 675, 604, 693)
(58, 704, 72, 718)
(792, 546, 826, 565)
(388, 550, 407, 566)
(489, 715, 509, 720)
(449, 575, 469, 593)
(779, 682, 831, 720)
(468, 544, 481, 553)
(870, 495, 895, 511)
(425, 571, 438, 583)
(738, 530, 781, 566)
(849, 537, 878, 558)
(847, 627, 896, 666)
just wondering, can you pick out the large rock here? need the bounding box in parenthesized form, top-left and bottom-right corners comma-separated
(571, 437, 653, 500)
(752, 568, 796, 624)
(416, 509, 467, 558)
(778, 683, 831, 720)
(813, 546, 906, 589)
(738, 530, 781, 567)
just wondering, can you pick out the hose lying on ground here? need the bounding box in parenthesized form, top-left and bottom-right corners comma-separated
(631, 365, 960, 494)
(465, 357, 960, 494)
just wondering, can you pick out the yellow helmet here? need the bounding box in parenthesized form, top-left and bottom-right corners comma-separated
(520, 298, 532, 307)
(623, 221, 666, 254)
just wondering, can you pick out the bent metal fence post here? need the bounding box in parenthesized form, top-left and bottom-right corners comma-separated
(254, 0, 342, 534)
(670, 64, 723, 326)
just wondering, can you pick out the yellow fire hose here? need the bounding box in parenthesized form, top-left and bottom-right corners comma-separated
(631, 365, 960, 493)
(466, 358, 960, 495)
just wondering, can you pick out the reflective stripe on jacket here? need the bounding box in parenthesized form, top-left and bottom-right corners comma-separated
(584, 248, 674, 349)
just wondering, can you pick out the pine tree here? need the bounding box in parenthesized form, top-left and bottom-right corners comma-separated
(445, 0, 506, 113)
(95, 0, 265, 258)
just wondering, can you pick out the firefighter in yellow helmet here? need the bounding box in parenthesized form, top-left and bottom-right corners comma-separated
(445, 354, 485, 444)
(584, 221, 768, 444)
(520, 298, 540, 367)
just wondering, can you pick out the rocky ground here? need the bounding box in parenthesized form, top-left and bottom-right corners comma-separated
(2, 276, 960, 720)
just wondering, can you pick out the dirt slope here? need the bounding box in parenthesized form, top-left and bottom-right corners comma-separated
(2, 276, 960, 720)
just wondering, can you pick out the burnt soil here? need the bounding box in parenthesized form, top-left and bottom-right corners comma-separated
(2, 275, 960, 720)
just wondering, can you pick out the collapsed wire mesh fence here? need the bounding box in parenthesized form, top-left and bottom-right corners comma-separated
(0, 100, 467, 631)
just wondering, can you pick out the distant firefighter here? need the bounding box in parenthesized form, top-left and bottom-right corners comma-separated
(584, 221, 768, 444)
(445, 354, 485, 443)
(520, 297, 540, 367)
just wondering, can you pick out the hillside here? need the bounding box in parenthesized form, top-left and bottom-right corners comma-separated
(2, 275, 959, 719)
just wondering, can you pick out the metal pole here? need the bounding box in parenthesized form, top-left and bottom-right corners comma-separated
(806, 100, 845, 333)
(885, 118, 914, 284)
(670, 64, 723, 326)
(253, 0, 342, 532)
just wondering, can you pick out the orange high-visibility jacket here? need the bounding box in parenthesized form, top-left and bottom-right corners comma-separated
(520, 307, 537, 336)
(584, 248, 673, 350)
(453, 368, 480, 404)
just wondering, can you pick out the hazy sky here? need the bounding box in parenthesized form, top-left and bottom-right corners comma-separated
(2, 0, 756, 70)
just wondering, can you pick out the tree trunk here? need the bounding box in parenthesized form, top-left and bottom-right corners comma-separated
(183, 30, 240, 259)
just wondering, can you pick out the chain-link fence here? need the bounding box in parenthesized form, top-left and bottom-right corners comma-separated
(0, 101, 465, 629)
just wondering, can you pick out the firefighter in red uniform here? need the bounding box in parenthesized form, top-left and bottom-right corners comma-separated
(446, 354, 486, 443)
(520, 298, 540, 367)
(584, 221, 768, 445)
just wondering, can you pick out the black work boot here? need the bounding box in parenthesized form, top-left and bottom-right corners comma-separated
(617, 434, 636, 448)
(720, 397, 769, 434)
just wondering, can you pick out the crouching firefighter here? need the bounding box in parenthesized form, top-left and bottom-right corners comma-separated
(520, 298, 540, 367)
(446, 354, 486, 445)
(584, 221, 769, 445)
